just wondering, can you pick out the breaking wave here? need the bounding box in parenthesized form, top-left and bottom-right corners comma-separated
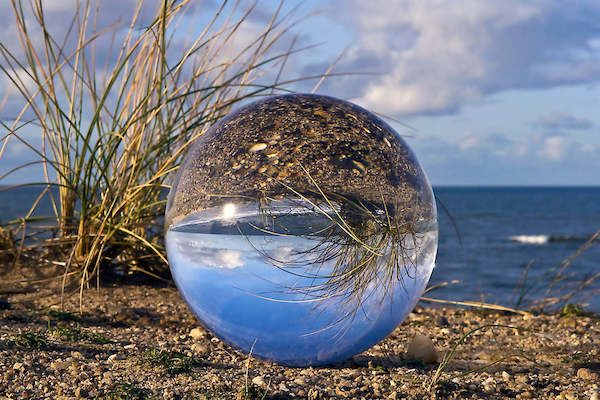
(509, 234, 597, 244)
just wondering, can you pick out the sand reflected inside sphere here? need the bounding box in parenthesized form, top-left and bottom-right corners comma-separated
(165, 94, 437, 366)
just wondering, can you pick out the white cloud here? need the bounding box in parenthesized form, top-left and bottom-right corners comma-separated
(453, 132, 529, 158)
(538, 136, 567, 161)
(580, 143, 597, 153)
(326, 0, 600, 116)
(459, 133, 480, 151)
(177, 242, 246, 270)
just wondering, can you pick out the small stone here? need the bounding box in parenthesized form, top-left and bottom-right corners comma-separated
(124, 343, 136, 349)
(558, 390, 578, 400)
(189, 327, 205, 340)
(251, 376, 266, 387)
(107, 354, 117, 363)
(406, 334, 438, 364)
(577, 368, 598, 380)
(249, 143, 267, 152)
(502, 371, 511, 381)
(102, 371, 113, 385)
(75, 387, 88, 398)
(12, 362, 23, 370)
(191, 343, 208, 354)
(474, 351, 492, 361)
(293, 377, 306, 385)
(388, 391, 398, 399)
(50, 361, 70, 370)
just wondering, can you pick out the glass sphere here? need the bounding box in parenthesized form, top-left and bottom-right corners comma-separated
(165, 94, 437, 366)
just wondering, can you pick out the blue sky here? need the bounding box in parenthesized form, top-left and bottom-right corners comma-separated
(1, 0, 600, 186)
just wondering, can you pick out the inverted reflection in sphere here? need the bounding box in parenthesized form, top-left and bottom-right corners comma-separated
(165, 94, 438, 366)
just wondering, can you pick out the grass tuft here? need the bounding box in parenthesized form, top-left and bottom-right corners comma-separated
(8, 330, 49, 349)
(106, 384, 151, 400)
(0, 0, 315, 302)
(236, 383, 266, 400)
(140, 347, 201, 375)
(558, 303, 597, 318)
(49, 324, 110, 344)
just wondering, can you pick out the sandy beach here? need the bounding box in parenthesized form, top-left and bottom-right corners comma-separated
(1, 266, 598, 400)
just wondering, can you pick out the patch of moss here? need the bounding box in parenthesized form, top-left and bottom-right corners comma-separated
(106, 384, 151, 400)
(8, 331, 48, 349)
(49, 324, 110, 344)
(140, 347, 201, 375)
(559, 303, 597, 318)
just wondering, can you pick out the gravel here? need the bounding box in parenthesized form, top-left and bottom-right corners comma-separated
(1, 279, 599, 399)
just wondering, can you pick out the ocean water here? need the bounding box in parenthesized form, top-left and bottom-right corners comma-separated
(432, 186, 600, 311)
(1, 186, 599, 312)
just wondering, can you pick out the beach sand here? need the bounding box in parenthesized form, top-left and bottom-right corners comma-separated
(0, 265, 598, 399)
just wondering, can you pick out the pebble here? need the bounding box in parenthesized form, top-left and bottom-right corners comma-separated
(293, 377, 306, 385)
(406, 334, 438, 364)
(101, 372, 113, 385)
(252, 376, 266, 387)
(50, 361, 70, 370)
(249, 143, 267, 152)
(191, 343, 208, 354)
(189, 327, 205, 339)
(107, 354, 117, 363)
(577, 368, 598, 381)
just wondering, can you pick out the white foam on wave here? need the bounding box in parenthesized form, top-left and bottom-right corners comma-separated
(509, 235, 549, 244)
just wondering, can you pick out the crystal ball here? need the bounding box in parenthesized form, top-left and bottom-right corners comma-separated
(165, 94, 437, 366)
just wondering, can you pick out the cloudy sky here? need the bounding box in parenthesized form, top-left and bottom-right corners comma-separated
(1, 0, 600, 185)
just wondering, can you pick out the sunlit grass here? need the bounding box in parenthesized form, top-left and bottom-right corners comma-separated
(0, 0, 314, 301)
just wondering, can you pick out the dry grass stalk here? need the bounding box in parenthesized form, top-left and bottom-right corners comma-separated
(0, 0, 311, 303)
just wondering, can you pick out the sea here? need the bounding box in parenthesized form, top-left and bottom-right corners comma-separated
(1, 185, 599, 312)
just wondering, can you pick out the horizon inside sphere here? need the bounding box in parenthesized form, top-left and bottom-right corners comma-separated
(165, 93, 438, 366)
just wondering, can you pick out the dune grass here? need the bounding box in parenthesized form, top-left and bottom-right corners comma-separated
(0, 0, 317, 299)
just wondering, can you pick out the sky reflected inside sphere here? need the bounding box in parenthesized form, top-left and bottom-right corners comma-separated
(166, 200, 438, 366)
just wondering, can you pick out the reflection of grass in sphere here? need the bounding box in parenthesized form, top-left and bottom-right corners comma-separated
(248, 183, 427, 332)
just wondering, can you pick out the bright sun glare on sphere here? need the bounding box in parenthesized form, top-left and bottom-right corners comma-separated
(222, 203, 236, 219)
